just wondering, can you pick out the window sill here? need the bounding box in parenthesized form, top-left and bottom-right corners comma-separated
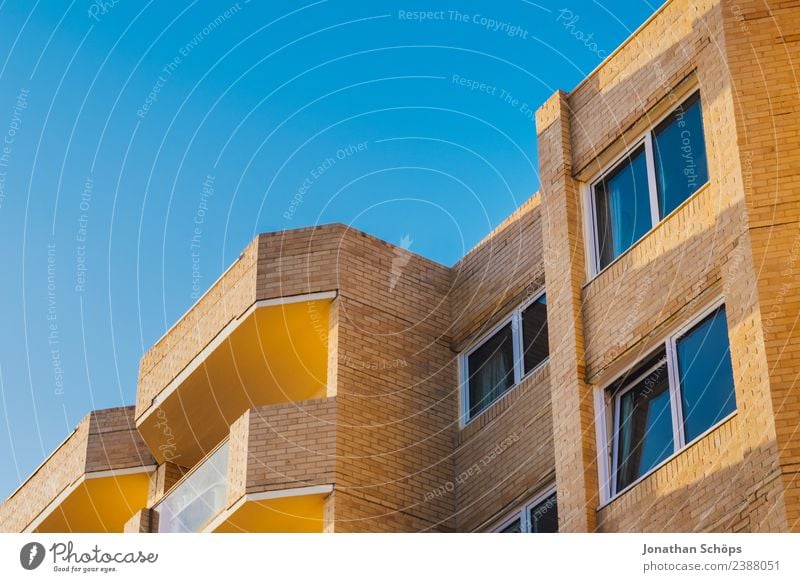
(584, 180, 712, 288)
(460, 357, 550, 430)
(597, 409, 737, 510)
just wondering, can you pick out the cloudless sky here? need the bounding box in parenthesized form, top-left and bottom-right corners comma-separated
(0, 0, 662, 500)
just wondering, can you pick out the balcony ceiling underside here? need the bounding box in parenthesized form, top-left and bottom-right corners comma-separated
(34, 472, 151, 533)
(210, 492, 328, 533)
(137, 300, 330, 467)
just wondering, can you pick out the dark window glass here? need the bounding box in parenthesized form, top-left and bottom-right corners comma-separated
(653, 92, 709, 217)
(498, 518, 522, 533)
(467, 323, 514, 419)
(522, 294, 548, 375)
(529, 492, 558, 533)
(615, 360, 674, 492)
(677, 306, 736, 442)
(594, 145, 652, 270)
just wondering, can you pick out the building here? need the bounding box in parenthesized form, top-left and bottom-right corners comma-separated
(1, 0, 798, 533)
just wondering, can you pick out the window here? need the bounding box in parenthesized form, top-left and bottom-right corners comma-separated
(589, 91, 709, 273)
(467, 323, 515, 419)
(676, 306, 736, 442)
(653, 92, 709, 217)
(601, 303, 736, 500)
(521, 294, 549, 375)
(612, 355, 673, 492)
(498, 518, 522, 533)
(461, 290, 548, 423)
(594, 145, 651, 269)
(495, 488, 558, 533)
(528, 491, 558, 533)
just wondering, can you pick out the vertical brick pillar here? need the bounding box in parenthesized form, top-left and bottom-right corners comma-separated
(722, 0, 800, 531)
(147, 461, 187, 507)
(536, 90, 597, 532)
(226, 410, 250, 508)
(123, 509, 154, 533)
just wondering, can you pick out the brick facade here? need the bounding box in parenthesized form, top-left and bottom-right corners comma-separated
(2, 0, 798, 534)
(0, 407, 154, 532)
(535, 0, 798, 532)
(449, 197, 555, 532)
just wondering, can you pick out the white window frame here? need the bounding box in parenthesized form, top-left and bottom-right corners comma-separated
(608, 354, 670, 499)
(595, 297, 737, 504)
(492, 484, 558, 533)
(583, 88, 708, 278)
(458, 288, 548, 427)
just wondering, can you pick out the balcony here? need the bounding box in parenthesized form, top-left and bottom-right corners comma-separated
(0, 407, 155, 533)
(153, 441, 229, 533)
(136, 293, 335, 468)
(150, 397, 336, 533)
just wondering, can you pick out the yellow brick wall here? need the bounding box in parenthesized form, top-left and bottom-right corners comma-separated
(255, 225, 345, 300)
(724, 0, 800, 530)
(537, 90, 597, 532)
(454, 367, 554, 531)
(448, 197, 556, 531)
(331, 490, 450, 532)
(536, 0, 794, 532)
(85, 407, 155, 473)
(450, 196, 545, 346)
(226, 411, 250, 508)
(331, 226, 456, 532)
(242, 398, 336, 495)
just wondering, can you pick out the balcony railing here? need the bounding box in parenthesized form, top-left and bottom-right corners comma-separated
(153, 440, 229, 533)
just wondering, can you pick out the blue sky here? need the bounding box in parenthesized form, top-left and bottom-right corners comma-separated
(0, 0, 661, 500)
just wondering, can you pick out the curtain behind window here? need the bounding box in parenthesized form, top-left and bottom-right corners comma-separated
(614, 364, 673, 492)
(595, 145, 650, 269)
(468, 324, 514, 418)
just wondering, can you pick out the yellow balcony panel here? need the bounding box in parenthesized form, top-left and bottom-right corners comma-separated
(33, 469, 152, 533)
(0, 407, 155, 533)
(151, 398, 335, 533)
(136, 294, 334, 467)
(207, 486, 331, 533)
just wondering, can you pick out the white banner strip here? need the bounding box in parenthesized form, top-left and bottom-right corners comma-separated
(1, 533, 798, 581)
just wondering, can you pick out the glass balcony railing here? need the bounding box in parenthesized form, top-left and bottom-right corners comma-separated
(153, 440, 229, 533)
